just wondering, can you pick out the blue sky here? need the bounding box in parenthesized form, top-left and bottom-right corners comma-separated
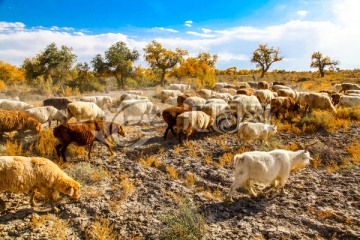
(0, 0, 359, 70)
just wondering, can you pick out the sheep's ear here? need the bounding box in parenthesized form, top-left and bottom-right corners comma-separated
(67, 187, 74, 196)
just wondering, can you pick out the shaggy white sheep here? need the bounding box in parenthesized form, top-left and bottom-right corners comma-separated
(229, 95, 263, 122)
(183, 96, 207, 110)
(25, 106, 67, 127)
(237, 122, 277, 145)
(119, 99, 161, 125)
(67, 101, 105, 122)
(0, 100, 33, 111)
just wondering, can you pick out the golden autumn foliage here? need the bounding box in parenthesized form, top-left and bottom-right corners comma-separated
(0, 61, 25, 84)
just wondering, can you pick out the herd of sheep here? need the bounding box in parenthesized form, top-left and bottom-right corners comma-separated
(0, 81, 359, 212)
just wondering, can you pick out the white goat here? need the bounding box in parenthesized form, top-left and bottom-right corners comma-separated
(226, 143, 315, 201)
(237, 122, 277, 145)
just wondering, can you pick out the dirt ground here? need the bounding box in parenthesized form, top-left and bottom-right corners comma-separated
(0, 89, 359, 239)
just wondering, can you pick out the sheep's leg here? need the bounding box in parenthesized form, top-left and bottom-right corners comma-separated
(246, 180, 257, 197)
(55, 144, 62, 159)
(48, 120, 51, 128)
(170, 126, 176, 137)
(226, 175, 247, 202)
(88, 141, 94, 159)
(277, 177, 289, 195)
(30, 190, 36, 207)
(60, 143, 70, 162)
(164, 126, 173, 139)
(49, 190, 59, 213)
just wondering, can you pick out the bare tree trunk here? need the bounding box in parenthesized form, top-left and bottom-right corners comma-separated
(161, 70, 166, 87)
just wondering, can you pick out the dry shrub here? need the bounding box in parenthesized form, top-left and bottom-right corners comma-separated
(32, 214, 69, 239)
(85, 216, 119, 240)
(166, 165, 178, 179)
(66, 162, 109, 186)
(236, 146, 250, 154)
(346, 139, 360, 164)
(313, 156, 322, 169)
(173, 145, 182, 156)
(337, 107, 360, 121)
(140, 155, 157, 167)
(217, 152, 234, 167)
(203, 155, 212, 165)
(120, 178, 135, 200)
(298, 111, 349, 133)
(64, 86, 80, 97)
(284, 142, 300, 151)
(326, 160, 341, 174)
(83, 186, 105, 198)
(183, 172, 196, 187)
(203, 188, 222, 201)
(34, 129, 57, 157)
(5, 140, 23, 156)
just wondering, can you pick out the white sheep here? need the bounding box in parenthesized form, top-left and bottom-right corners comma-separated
(226, 145, 315, 201)
(205, 98, 227, 104)
(0, 100, 33, 111)
(340, 83, 360, 93)
(169, 83, 191, 92)
(119, 99, 161, 125)
(160, 90, 183, 103)
(0, 156, 81, 212)
(67, 101, 105, 122)
(80, 96, 112, 110)
(183, 96, 207, 110)
(229, 95, 263, 122)
(201, 102, 234, 133)
(211, 92, 233, 102)
(338, 95, 360, 107)
(237, 122, 277, 145)
(345, 90, 360, 95)
(214, 83, 227, 91)
(277, 88, 298, 100)
(176, 111, 214, 144)
(218, 88, 237, 96)
(25, 106, 67, 127)
(196, 89, 215, 99)
(127, 90, 144, 95)
(302, 93, 337, 114)
(271, 85, 292, 92)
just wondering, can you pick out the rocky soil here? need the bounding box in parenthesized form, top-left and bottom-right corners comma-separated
(0, 91, 359, 239)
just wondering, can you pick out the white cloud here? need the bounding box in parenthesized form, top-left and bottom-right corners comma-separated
(151, 27, 178, 33)
(186, 31, 215, 38)
(296, 10, 308, 17)
(201, 28, 212, 33)
(0, 21, 25, 31)
(185, 20, 193, 27)
(217, 52, 248, 61)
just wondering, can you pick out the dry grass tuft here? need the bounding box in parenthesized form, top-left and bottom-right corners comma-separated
(346, 139, 360, 164)
(34, 129, 57, 157)
(85, 216, 119, 240)
(4, 140, 23, 156)
(203, 155, 212, 165)
(217, 152, 234, 168)
(166, 165, 178, 179)
(120, 178, 135, 200)
(183, 172, 196, 187)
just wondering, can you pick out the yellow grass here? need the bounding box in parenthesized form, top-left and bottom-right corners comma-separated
(5, 140, 23, 156)
(166, 165, 178, 179)
(120, 178, 135, 200)
(85, 216, 118, 240)
(217, 152, 234, 167)
(346, 139, 360, 164)
(183, 172, 196, 187)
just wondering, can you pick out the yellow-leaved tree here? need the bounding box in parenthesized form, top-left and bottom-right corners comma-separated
(0, 61, 25, 88)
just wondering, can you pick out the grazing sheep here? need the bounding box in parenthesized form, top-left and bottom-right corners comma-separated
(118, 99, 161, 125)
(80, 96, 112, 110)
(229, 95, 263, 122)
(43, 97, 72, 111)
(176, 111, 214, 144)
(0, 156, 80, 212)
(332, 84, 342, 92)
(258, 81, 271, 90)
(219, 88, 237, 96)
(67, 102, 105, 122)
(160, 90, 183, 103)
(237, 82, 251, 89)
(226, 143, 315, 201)
(0, 100, 33, 111)
(169, 83, 191, 92)
(205, 98, 227, 104)
(177, 93, 200, 107)
(272, 85, 292, 92)
(211, 92, 233, 102)
(340, 83, 360, 93)
(0, 110, 42, 136)
(303, 93, 337, 114)
(53, 120, 125, 162)
(162, 106, 191, 139)
(183, 96, 207, 110)
(338, 95, 360, 107)
(254, 90, 275, 111)
(25, 106, 67, 127)
(237, 122, 277, 145)
(196, 89, 215, 99)
(236, 88, 255, 96)
(277, 88, 298, 100)
(214, 83, 227, 91)
(270, 97, 300, 119)
(201, 102, 234, 132)
(246, 82, 258, 89)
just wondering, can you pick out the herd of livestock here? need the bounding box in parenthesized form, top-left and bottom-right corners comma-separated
(0, 80, 360, 212)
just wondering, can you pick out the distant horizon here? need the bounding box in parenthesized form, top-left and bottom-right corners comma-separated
(1, 0, 359, 71)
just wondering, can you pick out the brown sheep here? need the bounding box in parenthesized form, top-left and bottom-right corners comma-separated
(177, 93, 199, 107)
(162, 106, 191, 139)
(331, 93, 342, 106)
(0, 156, 80, 212)
(236, 88, 255, 96)
(0, 110, 42, 137)
(270, 97, 300, 119)
(53, 120, 125, 162)
(43, 97, 72, 111)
